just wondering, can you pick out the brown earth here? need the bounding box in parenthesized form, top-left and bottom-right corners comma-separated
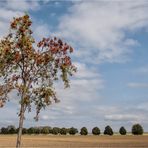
(0, 135, 148, 148)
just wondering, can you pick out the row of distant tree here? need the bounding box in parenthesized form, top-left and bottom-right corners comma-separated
(0, 124, 144, 135)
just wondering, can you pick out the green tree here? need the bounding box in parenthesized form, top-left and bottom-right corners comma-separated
(8, 125, 16, 134)
(80, 127, 88, 135)
(0, 14, 76, 148)
(52, 127, 60, 135)
(41, 127, 49, 134)
(132, 124, 144, 135)
(1, 127, 8, 134)
(27, 127, 35, 134)
(22, 128, 27, 134)
(60, 128, 67, 135)
(119, 126, 126, 135)
(92, 127, 100, 135)
(104, 125, 113, 136)
(69, 127, 78, 135)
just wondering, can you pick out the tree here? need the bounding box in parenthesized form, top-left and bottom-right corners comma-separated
(92, 127, 100, 135)
(27, 127, 35, 134)
(22, 128, 27, 134)
(69, 127, 78, 135)
(132, 124, 143, 135)
(52, 127, 60, 135)
(7, 125, 16, 134)
(119, 126, 126, 135)
(60, 128, 67, 135)
(1, 127, 8, 134)
(104, 125, 113, 136)
(41, 127, 49, 134)
(0, 14, 76, 147)
(80, 127, 88, 135)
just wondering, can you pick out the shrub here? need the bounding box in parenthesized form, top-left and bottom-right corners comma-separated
(104, 125, 113, 135)
(60, 128, 67, 135)
(92, 127, 100, 135)
(132, 124, 143, 135)
(69, 127, 78, 135)
(80, 127, 88, 135)
(119, 126, 126, 135)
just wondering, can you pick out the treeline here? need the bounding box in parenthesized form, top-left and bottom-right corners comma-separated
(0, 124, 144, 135)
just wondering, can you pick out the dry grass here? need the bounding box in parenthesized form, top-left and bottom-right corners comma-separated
(0, 135, 148, 148)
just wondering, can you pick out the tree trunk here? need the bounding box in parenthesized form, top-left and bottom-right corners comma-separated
(16, 104, 25, 148)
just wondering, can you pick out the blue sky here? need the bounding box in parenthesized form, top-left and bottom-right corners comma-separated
(0, 0, 148, 132)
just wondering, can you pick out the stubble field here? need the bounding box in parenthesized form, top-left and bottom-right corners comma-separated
(0, 135, 148, 148)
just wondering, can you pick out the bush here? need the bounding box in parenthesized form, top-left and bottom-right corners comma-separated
(69, 127, 78, 135)
(119, 126, 126, 135)
(92, 127, 100, 135)
(132, 124, 143, 135)
(104, 125, 113, 135)
(80, 127, 88, 135)
(60, 128, 67, 135)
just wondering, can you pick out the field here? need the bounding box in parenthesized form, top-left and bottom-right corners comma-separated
(0, 135, 148, 148)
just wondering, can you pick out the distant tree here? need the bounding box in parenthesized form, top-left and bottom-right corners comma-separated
(132, 124, 143, 135)
(119, 126, 127, 135)
(48, 127, 53, 134)
(0, 14, 76, 147)
(60, 128, 67, 135)
(80, 127, 88, 135)
(8, 125, 16, 134)
(69, 127, 78, 135)
(22, 128, 27, 134)
(27, 127, 35, 134)
(34, 128, 41, 134)
(104, 125, 113, 136)
(41, 127, 49, 134)
(52, 127, 60, 135)
(1, 127, 8, 134)
(92, 127, 100, 135)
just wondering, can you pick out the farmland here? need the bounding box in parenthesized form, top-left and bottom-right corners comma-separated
(0, 135, 148, 148)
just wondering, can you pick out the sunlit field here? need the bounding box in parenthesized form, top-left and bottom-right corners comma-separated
(0, 135, 148, 148)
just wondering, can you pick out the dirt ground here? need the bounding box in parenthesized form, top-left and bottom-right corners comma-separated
(0, 135, 148, 148)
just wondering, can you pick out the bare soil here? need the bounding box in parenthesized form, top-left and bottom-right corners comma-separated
(0, 135, 148, 148)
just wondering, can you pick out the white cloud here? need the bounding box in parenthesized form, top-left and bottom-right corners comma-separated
(104, 114, 145, 123)
(0, 0, 40, 38)
(5, 0, 39, 11)
(57, 0, 148, 63)
(128, 82, 148, 88)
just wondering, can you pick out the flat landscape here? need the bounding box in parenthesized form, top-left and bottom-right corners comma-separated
(0, 135, 148, 148)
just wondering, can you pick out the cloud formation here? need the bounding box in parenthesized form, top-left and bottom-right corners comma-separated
(57, 0, 148, 63)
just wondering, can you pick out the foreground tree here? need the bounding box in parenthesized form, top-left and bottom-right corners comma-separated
(132, 124, 143, 135)
(119, 126, 127, 135)
(0, 14, 76, 148)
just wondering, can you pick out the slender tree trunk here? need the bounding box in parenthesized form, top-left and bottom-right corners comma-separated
(16, 104, 25, 148)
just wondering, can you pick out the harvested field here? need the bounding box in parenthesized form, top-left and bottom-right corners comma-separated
(0, 135, 148, 148)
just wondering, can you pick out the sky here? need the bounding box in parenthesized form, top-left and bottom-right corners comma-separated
(0, 0, 148, 132)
